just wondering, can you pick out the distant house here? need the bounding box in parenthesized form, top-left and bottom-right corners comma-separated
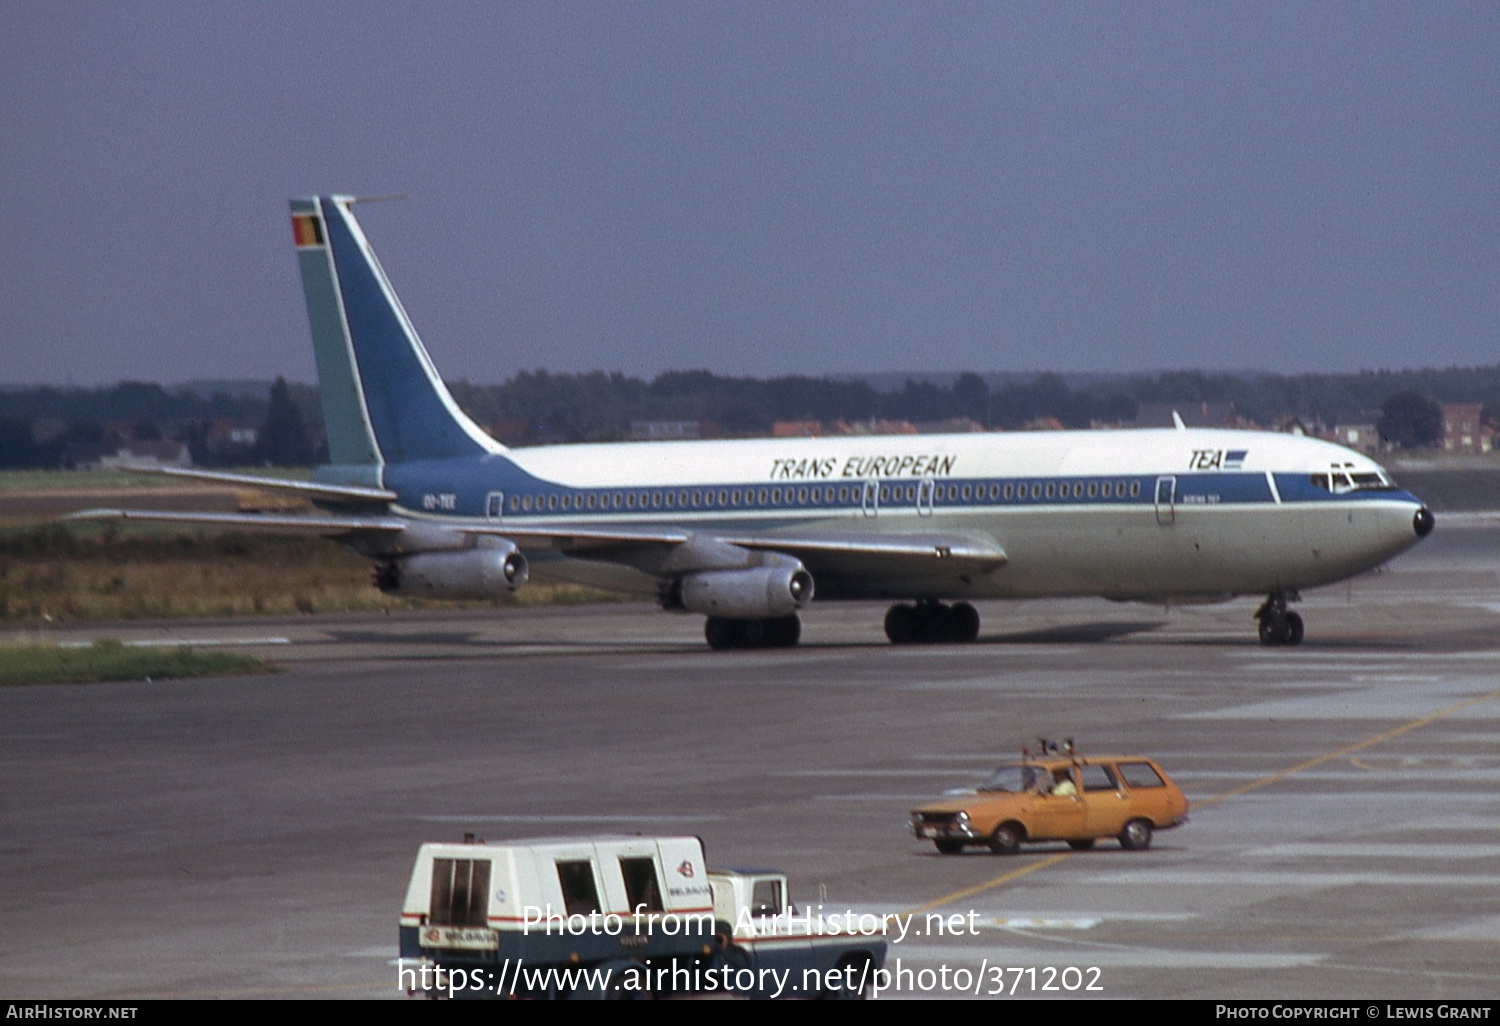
(1441, 403, 1491, 454)
(772, 420, 823, 438)
(1331, 424, 1381, 454)
(97, 440, 193, 469)
(207, 418, 258, 447)
(828, 418, 917, 437)
(630, 420, 701, 441)
(913, 417, 985, 435)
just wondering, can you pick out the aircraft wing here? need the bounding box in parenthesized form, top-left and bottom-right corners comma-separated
(457, 522, 1006, 591)
(66, 505, 1004, 594)
(64, 508, 408, 536)
(456, 523, 1002, 565)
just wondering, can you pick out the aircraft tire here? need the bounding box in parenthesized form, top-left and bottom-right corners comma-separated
(765, 614, 801, 648)
(1258, 614, 1283, 646)
(884, 604, 919, 644)
(951, 601, 980, 642)
(1284, 612, 1304, 646)
(705, 617, 738, 650)
(739, 618, 767, 647)
(1258, 610, 1305, 647)
(707, 616, 801, 649)
(914, 601, 947, 643)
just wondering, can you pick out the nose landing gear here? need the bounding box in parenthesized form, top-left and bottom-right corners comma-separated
(1255, 591, 1304, 646)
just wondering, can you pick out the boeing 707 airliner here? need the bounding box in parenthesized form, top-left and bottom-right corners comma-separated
(75, 195, 1435, 649)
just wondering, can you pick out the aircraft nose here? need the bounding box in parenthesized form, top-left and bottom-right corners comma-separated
(1413, 507, 1435, 538)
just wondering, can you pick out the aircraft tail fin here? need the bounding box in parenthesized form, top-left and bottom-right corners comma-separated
(290, 196, 504, 467)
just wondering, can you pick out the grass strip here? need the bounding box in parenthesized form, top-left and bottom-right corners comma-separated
(0, 524, 619, 621)
(0, 639, 279, 686)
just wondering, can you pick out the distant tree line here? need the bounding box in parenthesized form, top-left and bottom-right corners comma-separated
(448, 366, 1500, 443)
(0, 378, 320, 469)
(3, 366, 1499, 469)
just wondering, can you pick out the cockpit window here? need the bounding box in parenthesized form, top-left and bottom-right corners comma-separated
(1349, 472, 1394, 490)
(1308, 467, 1394, 493)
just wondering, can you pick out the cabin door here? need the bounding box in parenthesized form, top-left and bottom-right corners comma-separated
(1154, 476, 1176, 526)
(917, 476, 935, 517)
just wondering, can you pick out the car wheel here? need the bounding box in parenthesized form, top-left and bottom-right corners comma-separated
(935, 840, 963, 855)
(1066, 838, 1096, 851)
(1118, 818, 1153, 851)
(988, 822, 1022, 855)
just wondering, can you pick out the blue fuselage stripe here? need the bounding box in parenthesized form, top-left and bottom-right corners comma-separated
(378, 461, 1416, 522)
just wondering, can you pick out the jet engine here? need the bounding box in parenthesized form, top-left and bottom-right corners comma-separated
(376, 540, 529, 599)
(661, 565, 814, 619)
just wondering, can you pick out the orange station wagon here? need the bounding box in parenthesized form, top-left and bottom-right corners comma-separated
(910, 753, 1188, 855)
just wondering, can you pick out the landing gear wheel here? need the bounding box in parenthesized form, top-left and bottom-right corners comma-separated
(951, 601, 980, 642)
(1255, 591, 1305, 646)
(764, 614, 801, 648)
(705, 615, 802, 650)
(739, 618, 767, 647)
(884, 604, 918, 644)
(1258, 615, 1282, 646)
(1284, 611, 1304, 646)
(1118, 818, 1153, 851)
(705, 617, 737, 650)
(884, 601, 981, 644)
(988, 822, 1022, 855)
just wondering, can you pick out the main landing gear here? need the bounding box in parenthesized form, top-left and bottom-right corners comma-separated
(704, 614, 801, 650)
(884, 600, 981, 645)
(1255, 591, 1304, 647)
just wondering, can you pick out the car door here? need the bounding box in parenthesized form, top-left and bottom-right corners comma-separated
(1079, 763, 1131, 836)
(1025, 769, 1085, 840)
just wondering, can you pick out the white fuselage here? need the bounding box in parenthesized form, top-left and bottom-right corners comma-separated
(386, 427, 1429, 604)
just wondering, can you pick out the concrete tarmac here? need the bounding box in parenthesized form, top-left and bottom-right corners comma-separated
(2, 516, 1498, 1000)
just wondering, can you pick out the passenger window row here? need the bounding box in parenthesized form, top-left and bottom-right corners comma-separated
(505, 478, 1146, 514)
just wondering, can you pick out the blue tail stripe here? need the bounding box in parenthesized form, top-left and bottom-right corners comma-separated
(319, 198, 489, 463)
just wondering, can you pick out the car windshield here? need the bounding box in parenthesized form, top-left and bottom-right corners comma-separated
(978, 763, 1042, 793)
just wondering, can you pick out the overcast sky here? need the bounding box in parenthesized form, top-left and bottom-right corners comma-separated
(3, 2, 1497, 387)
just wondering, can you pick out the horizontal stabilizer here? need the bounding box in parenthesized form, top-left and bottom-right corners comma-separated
(114, 464, 396, 504)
